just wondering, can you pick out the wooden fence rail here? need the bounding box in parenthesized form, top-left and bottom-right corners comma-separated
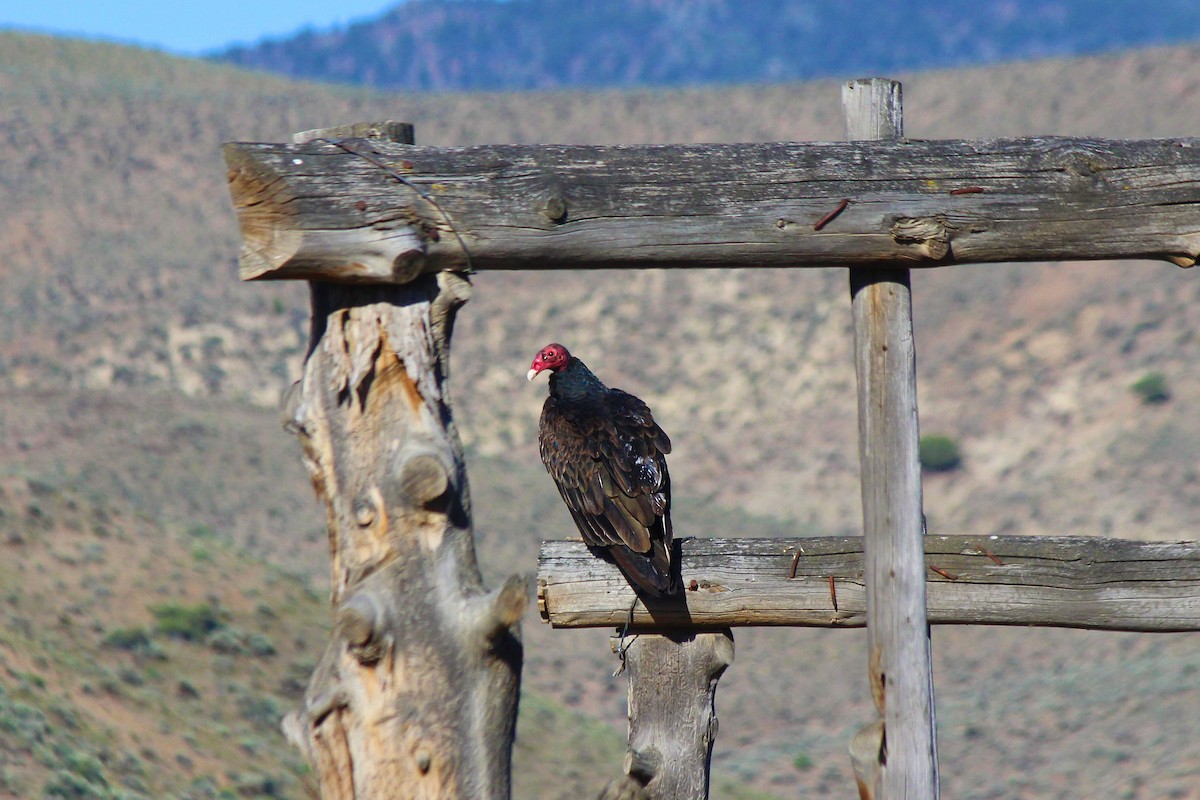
(538, 536, 1200, 632)
(223, 134, 1200, 281)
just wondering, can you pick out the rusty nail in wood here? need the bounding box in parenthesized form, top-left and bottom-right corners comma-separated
(980, 547, 1004, 565)
(813, 198, 851, 231)
(788, 547, 804, 579)
(929, 564, 959, 581)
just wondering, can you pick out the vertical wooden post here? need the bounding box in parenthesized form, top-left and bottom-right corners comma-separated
(844, 79, 939, 799)
(277, 123, 526, 799)
(609, 629, 734, 800)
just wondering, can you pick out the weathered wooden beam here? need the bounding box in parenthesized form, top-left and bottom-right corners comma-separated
(222, 132, 1200, 282)
(537, 536, 1200, 632)
(845, 78, 938, 800)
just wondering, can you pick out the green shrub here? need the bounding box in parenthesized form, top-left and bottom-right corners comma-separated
(61, 751, 106, 787)
(148, 602, 222, 641)
(232, 772, 288, 798)
(206, 628, 245, 655)
(43, 749, 109, 799)
(186, 524, 215, 539)
(1131, 371, 1170, 404)
(240, 696, 282, 730)
(103, 626, 167, 661)
(919, 434, 962, 472)
(103, 627, 152, 651)
(118, 667, 144, 687)
(0, 697, 49, 748)
(207, 627, 275, 656)
(43, 769, 106, 799)
(0, 766, 28, 795)
(249, 632, 277, 657)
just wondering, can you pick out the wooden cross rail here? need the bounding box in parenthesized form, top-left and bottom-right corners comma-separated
(223, 135, 1200, 281)
(538, 536, 1200, 632)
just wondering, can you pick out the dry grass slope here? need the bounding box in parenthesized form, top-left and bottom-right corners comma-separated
(3, 30, 1200, 797)
(0, 473, 771, 799)
(0, 475, 322, 798)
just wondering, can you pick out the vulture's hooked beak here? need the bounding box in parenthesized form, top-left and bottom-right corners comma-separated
(527, 368, 541, 382)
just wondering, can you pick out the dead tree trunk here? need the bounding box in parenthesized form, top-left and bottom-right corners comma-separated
(267, 124, 526, 799)
(608, 630, 735, 800)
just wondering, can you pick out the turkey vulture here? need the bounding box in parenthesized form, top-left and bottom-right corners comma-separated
(528, 343, 677, 596)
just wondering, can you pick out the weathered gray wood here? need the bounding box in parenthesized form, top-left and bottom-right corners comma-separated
(278, 123, 525, 800)
(222, 134, 1200, 281)
(845, 78, 938, 800)
(610, 630, 734, 800)
(850, 721, 885, 800)
(537, 536, 1200, 631)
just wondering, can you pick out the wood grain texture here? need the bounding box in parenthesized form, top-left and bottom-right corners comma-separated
(845, 78, 938, 800)
(614, 630, 734, 800)
(277, 123, 524, 800)
(538, 536, 1200, 631)
(223, 134, 1200, 281)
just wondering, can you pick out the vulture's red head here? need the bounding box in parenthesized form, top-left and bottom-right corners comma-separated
(527, 343, 571, 381)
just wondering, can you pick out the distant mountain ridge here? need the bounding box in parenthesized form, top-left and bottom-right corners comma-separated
(214, 0, 1200, 91)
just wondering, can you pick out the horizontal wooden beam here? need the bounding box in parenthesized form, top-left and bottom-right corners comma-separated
(223, 134, 1200, 282)
(537, 536, 1200, 632)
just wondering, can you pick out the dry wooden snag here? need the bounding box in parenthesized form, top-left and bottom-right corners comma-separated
(608, 629, 734, 800)
(227, 123, 527, 800)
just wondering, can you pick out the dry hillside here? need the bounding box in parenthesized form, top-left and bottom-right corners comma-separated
(2, 31, 1200, 798)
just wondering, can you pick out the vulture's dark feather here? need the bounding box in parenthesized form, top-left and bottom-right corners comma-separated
(533, 348, 676, 596)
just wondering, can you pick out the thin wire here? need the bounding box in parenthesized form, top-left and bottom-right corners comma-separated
(315, 137, 475, 273)
(612, 594, 639, 677)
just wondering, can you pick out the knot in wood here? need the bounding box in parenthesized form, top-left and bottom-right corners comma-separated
(336, 593, 386, 663)
(1044, 144, 1109, 176)
(391, 248, 428, 283)
(353, 493, 377, 527)
(624, 747, 659, 785)
(398, 451, 451, 507)
(542, 195, 568, 223)
(890, 216, 951, 260)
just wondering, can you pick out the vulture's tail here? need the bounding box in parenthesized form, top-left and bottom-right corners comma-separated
(603, 539, 678, 598)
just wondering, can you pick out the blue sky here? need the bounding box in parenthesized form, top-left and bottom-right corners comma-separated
(1, 0, 400, 54)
